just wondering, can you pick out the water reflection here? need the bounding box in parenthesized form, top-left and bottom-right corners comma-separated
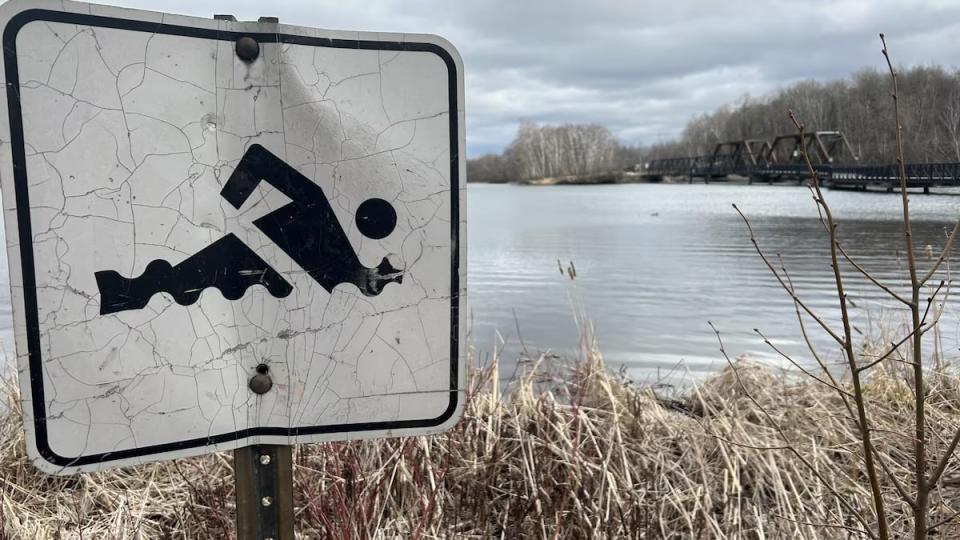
(468, 183, 960, 381)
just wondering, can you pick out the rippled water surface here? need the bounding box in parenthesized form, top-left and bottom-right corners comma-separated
(1, 183, 959, 380)
(468, 183, 960, 380)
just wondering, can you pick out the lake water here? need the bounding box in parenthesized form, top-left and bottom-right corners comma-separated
(1, 183, 959, 381)
(468, 183, 960, 382)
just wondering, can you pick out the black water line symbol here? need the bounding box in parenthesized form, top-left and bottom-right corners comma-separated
(95, 144, 403, 315)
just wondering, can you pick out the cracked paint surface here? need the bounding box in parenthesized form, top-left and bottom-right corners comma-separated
(0, 0, 466, 474)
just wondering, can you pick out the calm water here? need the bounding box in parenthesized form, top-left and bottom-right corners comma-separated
(2, 183, 959, 381)
(468, 183, 960, 381)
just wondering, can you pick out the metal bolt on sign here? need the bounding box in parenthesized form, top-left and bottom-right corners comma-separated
(235, 36, 260, 62)
(249, 363, 273, 395)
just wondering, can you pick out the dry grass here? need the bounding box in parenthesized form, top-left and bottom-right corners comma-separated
(1, 332, 960, 538)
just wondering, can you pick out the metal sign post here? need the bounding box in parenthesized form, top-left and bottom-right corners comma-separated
(234, 445, 294, 540)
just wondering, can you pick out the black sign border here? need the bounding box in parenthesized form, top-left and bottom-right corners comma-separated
(2, 9, 461, 468)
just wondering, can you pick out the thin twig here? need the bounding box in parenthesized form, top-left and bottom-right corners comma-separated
(733, 204, 844, 345)
(790, 108, 889, 539)
(928, 427, 960, 489)
(881, 33, 929, 540)
(778, 254, 855, 416)
(753, 328, 853, 398)
(708, 322, 879, 539)
(919, 275, 952, 337)
(837, 242, 912, 306)
(771, 512, 873, 536)
(920, 222, 960, 286)
(872, 448, 917, 509)
(856, 288, 939, 373)
(927, 508, 960, 533)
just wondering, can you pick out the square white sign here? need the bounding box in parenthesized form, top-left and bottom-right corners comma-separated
(0, 0, 466, 474)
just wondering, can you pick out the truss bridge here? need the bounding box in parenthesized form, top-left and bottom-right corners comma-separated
(644, 131, 960, 191)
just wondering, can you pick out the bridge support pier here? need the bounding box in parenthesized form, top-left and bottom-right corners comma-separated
(924, 186, 930, 194)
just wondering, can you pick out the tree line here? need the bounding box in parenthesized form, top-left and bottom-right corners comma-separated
(467, 122, 638, 183)
(467, 64, 960, 182)
(648, 65, 960, 164)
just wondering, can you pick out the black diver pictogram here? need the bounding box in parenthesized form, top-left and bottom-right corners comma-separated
(94, 144, 403, 315)
(96, 234, 293, 315)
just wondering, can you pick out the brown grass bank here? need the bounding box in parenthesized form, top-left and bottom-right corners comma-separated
(1, 339, 959, 538)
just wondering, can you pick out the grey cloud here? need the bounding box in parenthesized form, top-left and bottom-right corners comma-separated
(105, 0, 960, 156)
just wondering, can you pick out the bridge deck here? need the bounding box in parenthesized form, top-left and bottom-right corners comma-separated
(644, 158, 960, 189)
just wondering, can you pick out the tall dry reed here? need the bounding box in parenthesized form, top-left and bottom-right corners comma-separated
(1, 328, 959, 538)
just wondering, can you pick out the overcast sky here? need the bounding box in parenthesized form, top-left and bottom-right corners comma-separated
(88, 0, 960, 156)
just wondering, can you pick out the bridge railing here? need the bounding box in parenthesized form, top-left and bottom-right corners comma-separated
(645, 159, 960, 188)
(646, 155, 754, 177)
(826, 163, 960, 187)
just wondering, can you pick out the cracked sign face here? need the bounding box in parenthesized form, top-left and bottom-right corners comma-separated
(0, 0, 466, 474)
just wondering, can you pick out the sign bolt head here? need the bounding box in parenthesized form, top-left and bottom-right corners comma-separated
(235, 36, 260, 62)
(248, 363, 272, 394)
(261, 496, 273, 507)
(259, 453, 271, 465)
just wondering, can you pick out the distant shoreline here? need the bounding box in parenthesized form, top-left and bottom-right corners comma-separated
(469, 177, 960, 194)
(470, 170, 650, 186)
(467, 172, 789, 186)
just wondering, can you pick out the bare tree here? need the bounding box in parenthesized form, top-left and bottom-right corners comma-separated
(501, 122, 622, 181)
(715, 35, 960, 539)
(657, 64, 960, 164)
(466, 153, 510, 183)
(939, 72, 960, 161)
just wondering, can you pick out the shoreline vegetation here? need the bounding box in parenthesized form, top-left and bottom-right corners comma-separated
(515, 170, 632, 186)
(2, 331, 959, 538)
(470, 172, 768, 186)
